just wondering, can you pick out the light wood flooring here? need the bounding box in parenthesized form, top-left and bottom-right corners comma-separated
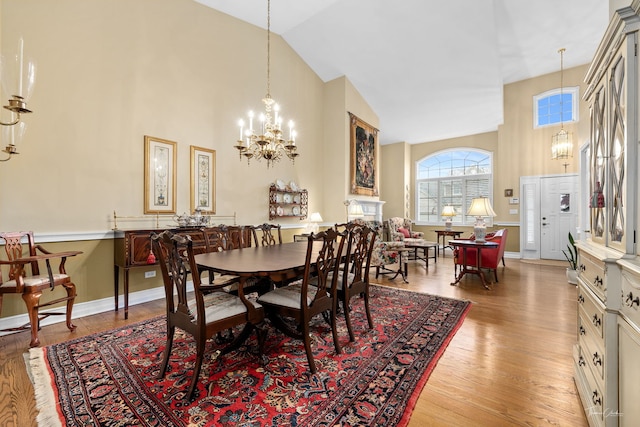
(0, 255, 587, 426)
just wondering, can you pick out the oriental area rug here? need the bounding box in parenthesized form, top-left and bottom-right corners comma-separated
(28, 285, 471, 427)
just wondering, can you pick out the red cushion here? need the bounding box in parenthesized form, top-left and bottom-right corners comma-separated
(397, 227, 410, 238)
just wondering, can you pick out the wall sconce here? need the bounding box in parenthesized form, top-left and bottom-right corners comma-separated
(1, 38, 36, 162)
(467, 197, 496, 243)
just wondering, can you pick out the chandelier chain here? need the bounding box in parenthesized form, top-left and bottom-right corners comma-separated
(232, 0, 299, 167)
(266, 0, 271, 98)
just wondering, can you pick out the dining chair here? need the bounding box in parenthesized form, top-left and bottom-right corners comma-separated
(336, 224, 376, 342)
(249, 223, 282, 247)
(257, 228, 346, 373)
(152, 230, 266, 401)
(0, 231, 82, 347)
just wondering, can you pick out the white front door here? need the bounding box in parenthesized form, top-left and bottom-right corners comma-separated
(520, 174, 578, 260)
(540, 175, 579, 260)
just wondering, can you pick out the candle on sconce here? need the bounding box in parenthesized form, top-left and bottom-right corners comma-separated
(288, 120, 294, 140)
(18, 38, 24, 98)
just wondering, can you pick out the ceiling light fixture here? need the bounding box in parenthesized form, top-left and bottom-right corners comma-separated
(551, 48, 573, 166)
(234, 0, 298, 168)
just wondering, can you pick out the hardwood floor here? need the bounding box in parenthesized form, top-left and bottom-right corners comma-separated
(0, 256, 587, 426)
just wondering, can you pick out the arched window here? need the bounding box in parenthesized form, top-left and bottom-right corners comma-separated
(534, 86, 579, 128)
(416, 149, 493, 225)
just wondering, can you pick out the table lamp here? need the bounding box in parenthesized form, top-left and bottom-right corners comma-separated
(441, 205, 456, 231)
(467, 197, 496, 243)
(305, 212, 323, 234)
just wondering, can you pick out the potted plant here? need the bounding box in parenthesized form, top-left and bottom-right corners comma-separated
(563, 232, 578, 285)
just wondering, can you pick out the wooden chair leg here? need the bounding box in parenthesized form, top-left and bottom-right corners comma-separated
(22, 292, 42, 348)
(187, 339, 206, 401)
(330, 305, 341, 355)
(64, 282, 77, 331)
(363, 292, 374, 330)
(343, 297, 356, 342)
(302, 321, 316, 374)
(157, 325, 175, 379)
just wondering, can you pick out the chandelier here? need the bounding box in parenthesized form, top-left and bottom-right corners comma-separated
(551, 48, 573, 162)
(1, 38, 35, 162)
(234, 0, 298, 168)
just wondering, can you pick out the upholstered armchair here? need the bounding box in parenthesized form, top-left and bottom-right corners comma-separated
(347, 219, 401, 278)
(387, 217, 424, 243)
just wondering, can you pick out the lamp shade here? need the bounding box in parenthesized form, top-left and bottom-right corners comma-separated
(441, 205, 456, 217)
(467, 197, 496, 243)
(467, 197, 496, 218)
(309, 212, 323, 222)
(349, 204, 364, 217)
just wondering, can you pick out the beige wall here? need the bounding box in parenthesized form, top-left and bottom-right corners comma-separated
(379, 64, 590, 251)
(0, 0, 376, 318)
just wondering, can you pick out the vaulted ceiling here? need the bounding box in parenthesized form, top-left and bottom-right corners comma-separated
(195, 0, 609, 145)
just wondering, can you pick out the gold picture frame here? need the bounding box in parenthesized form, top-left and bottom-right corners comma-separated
(190, 145, 216, 214)
(144, 135, 177, 214)
(349, 112, 379, 196)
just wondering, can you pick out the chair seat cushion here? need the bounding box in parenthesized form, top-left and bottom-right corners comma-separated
(0, 274, 69, 292)
(188, 291, 261, 323)
(257, 281, 322, 309)
(309, 271, 355, 291)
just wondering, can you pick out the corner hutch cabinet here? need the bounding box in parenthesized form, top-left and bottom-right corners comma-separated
(575, 5, 640, 427)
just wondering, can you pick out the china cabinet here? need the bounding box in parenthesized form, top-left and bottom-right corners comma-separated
(574, 5, 640, 426)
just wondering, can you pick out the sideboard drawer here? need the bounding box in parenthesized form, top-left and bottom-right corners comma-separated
(574, 344, 605, 426)
(579, 250, 606, 301)
(621, 268, 640, 328)
(578, 284, 605, 340)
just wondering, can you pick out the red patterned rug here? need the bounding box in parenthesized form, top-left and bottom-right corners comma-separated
(28, 285, 470, 427)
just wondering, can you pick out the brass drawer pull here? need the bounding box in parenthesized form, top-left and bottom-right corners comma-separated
(579, 325, 586, 335)
(594, 276, 603, 287)
(578, 356, 586, 367)
(592, 390, 602, 406)
(578, 294, 585, 304)
(592, 314, 601, 327)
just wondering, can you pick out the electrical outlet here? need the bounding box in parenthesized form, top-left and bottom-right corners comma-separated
(144, 271, 156, 279)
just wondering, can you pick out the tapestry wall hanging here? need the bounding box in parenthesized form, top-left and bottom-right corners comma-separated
(349, 112, 379, 196)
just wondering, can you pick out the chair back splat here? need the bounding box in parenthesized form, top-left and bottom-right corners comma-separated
(250, 223, 282, 247)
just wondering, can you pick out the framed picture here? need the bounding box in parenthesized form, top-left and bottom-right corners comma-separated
(349, 112, 379, 196)
(190, 145, 216, 214)
(144, 135, 177, 214)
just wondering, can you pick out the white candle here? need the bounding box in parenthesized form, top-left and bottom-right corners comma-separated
(238, 119, 244, 140)
(288, 120, 293, 140)
(18, 38, 24, 97)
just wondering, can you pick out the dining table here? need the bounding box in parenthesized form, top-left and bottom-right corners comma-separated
(194, 241, 319, 288)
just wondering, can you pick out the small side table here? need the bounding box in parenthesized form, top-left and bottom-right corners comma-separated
(404, 240, 438, 268)
(449, 239, 499, 289)
(434, 230, 463, 257)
